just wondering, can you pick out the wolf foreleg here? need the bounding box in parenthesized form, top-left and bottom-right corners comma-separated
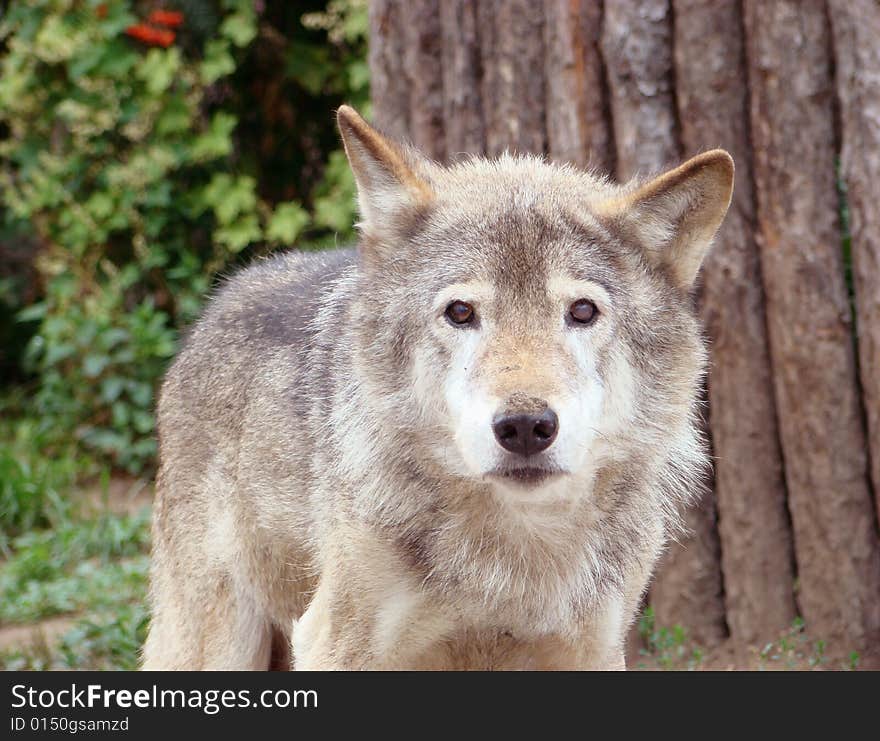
(291, 527, 453, 670)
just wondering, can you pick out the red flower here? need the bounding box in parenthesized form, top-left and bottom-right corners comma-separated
(147, 9, 184, 28)
(125, 23, 176, 48)
(96, 3, 108, 18)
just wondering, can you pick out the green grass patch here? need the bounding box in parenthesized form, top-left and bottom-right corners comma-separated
(754, 616, 853, 670)
(1, 603, 150, 671)
(0, 412, 83, 541)
(2, 555, 149, 624)
(0, 506, 151, 670)
(636, 605, 704, 670)
(0, 510, 150, 623)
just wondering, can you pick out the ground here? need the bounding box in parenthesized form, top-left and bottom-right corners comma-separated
(0, 476, 864, 671)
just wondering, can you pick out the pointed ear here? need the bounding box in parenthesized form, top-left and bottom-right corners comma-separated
(336, 105, 434, 232)
(598, 150, 734, 289)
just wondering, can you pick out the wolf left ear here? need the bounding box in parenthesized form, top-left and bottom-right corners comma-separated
(336, 105, 434, 233)
(598, 150, 734, 289)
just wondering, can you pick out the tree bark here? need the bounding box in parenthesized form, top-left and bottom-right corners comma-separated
(601, 0, 679, 179)
(543, 0, 614, 171)
(828, 0, 880, 523)
(368, 0, 411, 141)
(602, 0, 726, 644)
(479, 0, 547, 156)
(744, 0, 880, 649)
(672, 0, 796, 647)
(402, 0, 446, 161)
(440, 0, 486, 160)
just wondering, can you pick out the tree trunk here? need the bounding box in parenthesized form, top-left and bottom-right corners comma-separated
(743, 0, 880, 649)
(368, 0, 410, 141)
(672, 0, 796, 647)
(602, 0, 726, 645)
(440, 0, 486, 159)
(601, 0, 678, 179)
(479, 0, 547, 156)
(543, 0, 614, 171)
(403, 0, 446, 161)
(828, 0, 880, 522)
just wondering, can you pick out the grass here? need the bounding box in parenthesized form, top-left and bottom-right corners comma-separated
(0, 411, 152, 670)
(1, 494, 150, 624)
(2, 604, 150, 671)
(753, 616, 860, 670)
(0, 415, 79, 544)
(634, 606, 862, 671)
(0, 512, 151, 670)
(636, 606, 704, 670)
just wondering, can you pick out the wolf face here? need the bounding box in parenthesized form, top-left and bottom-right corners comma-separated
(414, 209, 628, 494)
(337, 106, 733, 507)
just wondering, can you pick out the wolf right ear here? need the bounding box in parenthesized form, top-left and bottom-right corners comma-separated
(336, 105, 434, 234)
(597, 150, 734, 290)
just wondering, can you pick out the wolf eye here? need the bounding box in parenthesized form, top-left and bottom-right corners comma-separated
(445, 300, 475, 326)
(569, 299, 598, 325)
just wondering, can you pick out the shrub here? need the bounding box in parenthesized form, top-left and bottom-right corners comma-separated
(0, 0, 367, 475)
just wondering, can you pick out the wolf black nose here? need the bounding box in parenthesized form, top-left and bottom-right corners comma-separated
(492, 409, 559, 457)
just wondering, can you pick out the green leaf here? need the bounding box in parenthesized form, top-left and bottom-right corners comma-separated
(85, 192, 114, 221)
(285, 41, 331, 95)
(202, 173, 257, 226)
(220, 11, 257, 48)
(215, 213, 262, 252)
(266, 202, 309, 244)
(347, 59, 370, 93)
(136, 48, 182, 96)
(200, 39, 235, 84)
(111, 401, 130, 428)
(67, 43, 107, 79)
(16, 303, 47, 323)
(127, 382, 152, 409)
(82, 354, 109, 379)
(155, 95, 193, 136)
(99, 377, 125, 403)
(132, 410, 154, 435)
(189, 112, 237, 162)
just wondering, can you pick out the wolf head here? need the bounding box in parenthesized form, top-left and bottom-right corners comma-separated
(337, 105, 732, 504)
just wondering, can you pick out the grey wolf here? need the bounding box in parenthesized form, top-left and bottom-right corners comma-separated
(142, 105, 733, 669)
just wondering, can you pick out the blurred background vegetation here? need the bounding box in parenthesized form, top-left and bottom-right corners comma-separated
(0, 0, 367, 668)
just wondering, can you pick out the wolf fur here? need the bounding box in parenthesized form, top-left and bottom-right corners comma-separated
(142, 105, 733, 670)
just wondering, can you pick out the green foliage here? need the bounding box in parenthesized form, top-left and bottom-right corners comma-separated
(848, 651, 860, 671)
(310, 149, 360, 238)
(0, 408, 84, 540)
(0, 509, 151, 623)
(2, 555, 149, 624)
(0, 0, 367, 476)
(757, 616, 834, 670)
(637, 606, 704, 670)
(20, 281, 177, 472)
(56, 603, 151, 670)
(0, 603, 150, 670)
(0, 509, 151, 670)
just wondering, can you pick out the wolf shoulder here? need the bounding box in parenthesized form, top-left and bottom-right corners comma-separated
(159, 247, 357, 413)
